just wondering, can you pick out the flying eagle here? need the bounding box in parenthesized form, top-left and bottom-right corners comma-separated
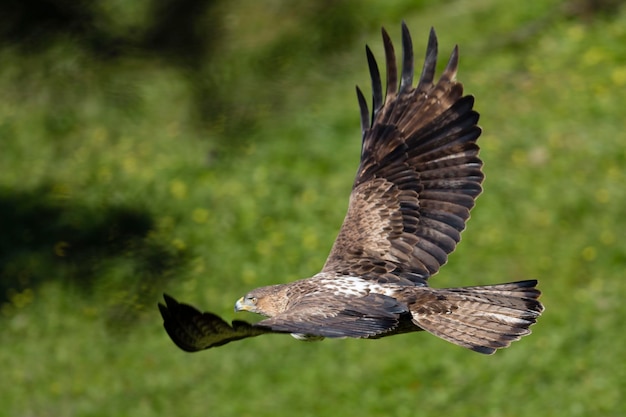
(159, 23, 544, 355)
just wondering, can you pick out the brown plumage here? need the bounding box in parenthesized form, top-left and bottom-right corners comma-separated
(159, 23, 543, 355)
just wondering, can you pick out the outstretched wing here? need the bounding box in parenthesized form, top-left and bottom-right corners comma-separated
(322, 23, 483, 286)
(158, 292, 408, 350)
(158, 294, 276, 351)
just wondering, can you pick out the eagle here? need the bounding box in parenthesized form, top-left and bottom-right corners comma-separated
(159, 23, 544, 355)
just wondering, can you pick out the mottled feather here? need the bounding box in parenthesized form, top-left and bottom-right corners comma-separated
(323, 23, 483, 285)
(258, 291, 409, 338)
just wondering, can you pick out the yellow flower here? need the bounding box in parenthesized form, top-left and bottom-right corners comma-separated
(192, 208, 210, 224)
(581, 246, 596, 262)
(169, 179, 187, 199)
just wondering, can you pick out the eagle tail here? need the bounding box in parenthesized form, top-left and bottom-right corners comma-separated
(410, 280, 543, 354)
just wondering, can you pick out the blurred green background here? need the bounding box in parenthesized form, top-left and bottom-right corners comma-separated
(1, 0, 625, 416)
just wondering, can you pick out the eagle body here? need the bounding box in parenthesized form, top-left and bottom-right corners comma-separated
(159, 23, 544, 355)
(232, 274, 541, 354)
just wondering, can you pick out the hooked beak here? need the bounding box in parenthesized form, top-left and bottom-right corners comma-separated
(234, 297, 252, 313)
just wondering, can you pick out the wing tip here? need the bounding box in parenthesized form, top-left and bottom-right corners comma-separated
(158, 293, 178, 321)
(417, 25, 438, 88)
(399, 21, 415, 92)
(356, 85, 369, 135)
(365, 43, 383, 122)
(381, 25, 397, 98)
(158, 293, 208, 352)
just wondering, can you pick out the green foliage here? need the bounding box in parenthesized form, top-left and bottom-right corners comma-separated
(1, 1, 625, 416)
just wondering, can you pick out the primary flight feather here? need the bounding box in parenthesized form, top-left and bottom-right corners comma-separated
(159, 23, 543, 355)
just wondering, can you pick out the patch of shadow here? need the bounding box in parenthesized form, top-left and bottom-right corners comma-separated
(0, 184, 188, 327)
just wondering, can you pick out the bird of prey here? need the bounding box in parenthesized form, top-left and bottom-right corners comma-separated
(159, 22, 543, 355)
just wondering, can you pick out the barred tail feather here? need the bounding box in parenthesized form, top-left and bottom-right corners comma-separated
(411, 280, 544, 354)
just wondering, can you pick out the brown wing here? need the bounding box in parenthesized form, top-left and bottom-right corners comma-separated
(257, 292, 409, 338)
(158, 294, 276, 351)
(159, 292, 408, 349)
(322, 23, 483, 285)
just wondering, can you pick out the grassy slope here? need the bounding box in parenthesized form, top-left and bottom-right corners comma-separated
(1, 1, 625, 416)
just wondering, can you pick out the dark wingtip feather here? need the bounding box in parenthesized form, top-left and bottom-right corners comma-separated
(381, 27, 397, 98)
(366, 45, 383, 120)
(162, 293, 178, 308)
(399, 21, 414, 92)
(158, 294, 202, 352)
(440, 44, 459, 83)
(158, 302, 170, 320)
(418, 27, 438, 88)
(160, 293, 183, 318)
(356, 86, 369, 135)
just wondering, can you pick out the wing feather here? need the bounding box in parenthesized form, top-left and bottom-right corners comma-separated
(158, 294, 276, 351)
(258, 293, 408, 338)
(356, 86, 369, 135)
(399, 22, 414, 92)
(322, 23, 483, 285)
(366, 45, 383, 119)
(382, 27, 398, 101)
(416, 27, 437, 88)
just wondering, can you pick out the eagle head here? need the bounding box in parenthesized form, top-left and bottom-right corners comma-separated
(234, 284, 289, 317)
(234, 294, 261, 314)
